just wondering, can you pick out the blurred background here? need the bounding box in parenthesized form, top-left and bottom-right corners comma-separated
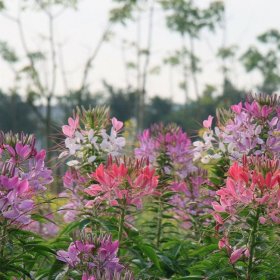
(0, 0, 280, 151)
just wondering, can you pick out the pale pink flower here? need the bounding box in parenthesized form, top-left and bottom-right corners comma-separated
(203, 115, 214, 128)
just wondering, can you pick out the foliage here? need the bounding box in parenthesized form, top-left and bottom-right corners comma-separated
(0, 93, 279, 279)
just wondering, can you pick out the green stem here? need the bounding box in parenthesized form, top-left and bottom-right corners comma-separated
(118, 204, 126, 244)
(0, 223, 7, 259)
(247, 208, 261, 280)
(156, 196, 163, 248)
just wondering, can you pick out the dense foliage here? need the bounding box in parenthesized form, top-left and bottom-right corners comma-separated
(0, 93, 279, 279)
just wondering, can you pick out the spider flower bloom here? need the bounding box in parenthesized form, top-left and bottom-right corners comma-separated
(212, 156, 280, 222)
(169, 169, 215, 230)
(0, 131, 53, 226)
(59, 169, 88, 223)
(59, 107, 125, 169)
(56, 234, 128, 280)
(84, 157, 158, 208)
(135, 123, 196, 180)
(194, 93, 280, 164)
(212, 156, 279, 268)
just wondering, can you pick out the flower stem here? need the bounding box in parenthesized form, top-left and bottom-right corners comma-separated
(247, 208, 260, 280)
(118, 204, 126, 244)
(0, 222, 7, 258)
(156, 196, 163, 248)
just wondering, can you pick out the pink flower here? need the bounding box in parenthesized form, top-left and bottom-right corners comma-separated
(85, 158, 158, 208)
(62, 115, 79, 137)
(111, 117, 123, 132)
(231, 102, 242, 114)
(218, 236, 230, 250)
(212, 201, 226, 212)
(15, 143, 31, 159)
(57, 244, 80, 267)
(203, 115, 214, 128)
(82, 273, 95, 280)
(213, 212, 224, 224)
(229, 248, 244, 264)
(259, 216, 266, 224)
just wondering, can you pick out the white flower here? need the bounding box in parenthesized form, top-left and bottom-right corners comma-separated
(227, 142, 235, 154)
(214, 127, 220, 137)
(74, 131, 84, 143)
(193, 141, 204, 148)
(88, 129, 99, 150)
(66, 160, 79, 166)
(65, 138, 81, 155)
(201, 155, 210, 164)
(100, 128, 126, 156)
(255, 125, 262, 135)
(203, 131, 214, 146)
(219, 142, 226, 153)
(58, 150, 68, 159)
(193, 151, 202, 161)
(88, 155, 97, 163)
(210, 153, 222, 160)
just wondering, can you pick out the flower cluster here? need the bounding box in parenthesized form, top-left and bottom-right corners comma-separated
(169, 169, 215, 230)
(212, 156, 280, 263)
(60, 107, 125, 169)
(0, 132, 53, 226)
(194, 94, 280, 164)
(57, 234, 132, 280)
(135, 123, 196, 180)
(59, 169, 88, 223)
(85, 157, 158, 209)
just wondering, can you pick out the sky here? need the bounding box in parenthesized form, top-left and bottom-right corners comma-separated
(0, 0, 280, 104)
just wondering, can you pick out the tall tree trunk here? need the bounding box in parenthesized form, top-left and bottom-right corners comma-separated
(189, 35, 199, 99)
(136, 9, 142, 132)
(139, 1, 155, 131)
(46, 95, 52, 161)
(182, 34, 189, 104)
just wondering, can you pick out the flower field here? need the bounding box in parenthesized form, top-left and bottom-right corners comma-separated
(0, 93, 279, 279)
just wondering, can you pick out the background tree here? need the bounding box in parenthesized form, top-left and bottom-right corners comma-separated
(241, 29, 280, 93)
(161, 0, 224, 101)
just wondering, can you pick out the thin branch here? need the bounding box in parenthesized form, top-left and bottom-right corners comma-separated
(121, 40, 130, 89)
(17, 15, 45, 95)
(58, 43, 69, 93)
(79, 23, 112, 92)
(189, 35, 199, 99)
(48, 11, 57, 97)
(138, 0, 155, 131)
(141, 0, 154, 97)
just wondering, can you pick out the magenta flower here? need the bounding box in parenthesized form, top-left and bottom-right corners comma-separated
(0, 132, 53, 226)
(56, 234, 129, 279)
(169, 169, 215, 230)
(82, 273, 95, 280)
(135, 123, 196, 180)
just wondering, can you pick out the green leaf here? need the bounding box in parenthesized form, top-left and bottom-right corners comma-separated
(139, 244, 162, 271)
(58, 221, 80, 237)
